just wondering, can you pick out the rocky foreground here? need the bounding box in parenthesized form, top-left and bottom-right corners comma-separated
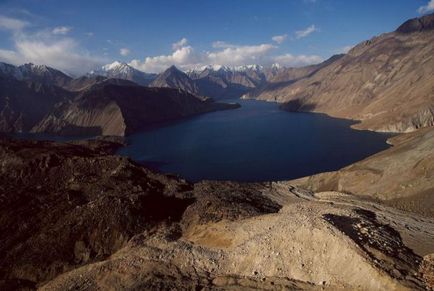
(0, 131, 433, 290)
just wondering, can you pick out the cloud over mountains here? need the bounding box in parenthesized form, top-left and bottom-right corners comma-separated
(0, 13, 323, 74)
(129, 38, 322, 73)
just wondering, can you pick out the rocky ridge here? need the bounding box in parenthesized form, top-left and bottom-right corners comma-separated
(31, 81, 240, 136)
(253, 13, 434, 133)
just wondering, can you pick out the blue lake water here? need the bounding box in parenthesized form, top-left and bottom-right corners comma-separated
(119, 100, 392, 182)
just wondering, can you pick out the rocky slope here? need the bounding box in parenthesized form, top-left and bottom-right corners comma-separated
(0, 76, 73, 132)
(0, 62, 240, 136)
(0, 138, 432, 290)
(254, 13, 434, 133)
(0, 62, 72, 88)
(31, 80, 240, 136)
(63, 75, 108, 91)
(289, 126, 434, 218)
(149, 65, 202, 96)
(243, 54, 345, 99)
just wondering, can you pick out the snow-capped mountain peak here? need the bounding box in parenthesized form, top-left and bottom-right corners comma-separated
(88, 61, 156, 86)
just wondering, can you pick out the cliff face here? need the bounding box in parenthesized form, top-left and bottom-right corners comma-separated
(32, 82, 240, 136)
(255, 13, 434, 133)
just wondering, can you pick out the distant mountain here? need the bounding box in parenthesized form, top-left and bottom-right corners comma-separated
(243, 54, 345, 99)
(189, 65, 265, 88)
(88, 63, 290, 100)
(149, 65, 202, 97)
(0, 62, 72, 87)
(148, 64, 270, 100)
(253, 13, 434, 133)
(0, 61, 239, 136)
(32, 80, 240, 136)
(89, 61, 156, 86)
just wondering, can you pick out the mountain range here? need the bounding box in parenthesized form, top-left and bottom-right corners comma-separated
(0, 63, 239, 136)
(88, 62, 286, 100)
(88, 61, 156, 86)
(1, 13, 434, 136)
(248, 13, 434, 133)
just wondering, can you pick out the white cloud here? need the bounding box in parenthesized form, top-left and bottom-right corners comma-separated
(272, 34, 288, 44)
(0, 15, 28, 31)
(52, 26, 72, 35)
(0, 48, 21, 64)
(273, 53, 323, 67)
(128, 39, 322, 73)
(0, 22, 104, 74)
(418, 0, 434, 14)
(85, 32, 94, 37)
(0, 14, 323, 75)
(172, 37, 188, 50)
(129, 41, 276, 73)
(5, 38, 103, 74)
(207, 44, 276, 66)
(295, 24, 318, 39)
(120, 48, 130, 56)
(129, 45, 203, 73)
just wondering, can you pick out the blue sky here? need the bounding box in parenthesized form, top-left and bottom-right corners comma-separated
(0, 0, 432, 74)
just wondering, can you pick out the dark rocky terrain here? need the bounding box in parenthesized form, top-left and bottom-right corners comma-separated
(0, 138, 279, 289)
(0, 137, 432, 290)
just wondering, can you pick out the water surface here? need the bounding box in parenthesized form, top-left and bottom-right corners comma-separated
(119, 100, 391, 182)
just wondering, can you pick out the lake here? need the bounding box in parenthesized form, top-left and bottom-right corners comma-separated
(119, 99, 392, 182)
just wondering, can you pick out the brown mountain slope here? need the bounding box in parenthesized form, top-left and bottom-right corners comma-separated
(0, 76, 73, 132)
(149, 65, 202, 96)
(244, 54, 344, 99)
(289, 126, 434, 217)
(32, 81, 240, 136)
(256, 13, 434, 133)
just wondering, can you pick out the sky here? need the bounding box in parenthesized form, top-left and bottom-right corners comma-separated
(0, 0, 433, 75)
